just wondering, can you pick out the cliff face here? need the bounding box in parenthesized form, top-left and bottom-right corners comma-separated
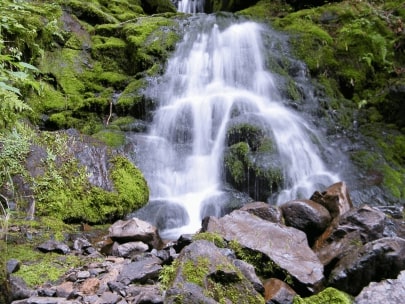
(0, 0, 404, 222)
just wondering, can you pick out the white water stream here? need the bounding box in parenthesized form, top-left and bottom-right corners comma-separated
(130, 2, 339, 239)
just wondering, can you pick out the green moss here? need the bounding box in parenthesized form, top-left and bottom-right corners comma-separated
(225, 142, 250, 185)
(116, 79, 147, 113)
(182, 257, 211, 286)
(92, 129, 125, 147)
(293, 287, 353, 304)
(192, 232, 227, 248)
(65, 0, 119, 25)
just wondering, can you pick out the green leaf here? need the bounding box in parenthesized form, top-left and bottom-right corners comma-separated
(0, 82, 21, 95)
(18, 61, 39, 71)
(9, 71, 28, 80)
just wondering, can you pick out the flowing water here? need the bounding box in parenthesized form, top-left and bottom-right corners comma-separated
(127, 1, 340, 239)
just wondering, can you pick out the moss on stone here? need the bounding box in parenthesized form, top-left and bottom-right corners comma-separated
(193, 232, 227, 248)
(293, 287, 352, 304)
(92, 129, 125, 148)
(64, 0, 119, 25)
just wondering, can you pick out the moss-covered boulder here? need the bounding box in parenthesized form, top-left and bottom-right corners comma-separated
(224, 123, 283, 201)
(293, 287, 352, 304)
(0, 127, 149, 224)
(204, 0, 260, 13)
(163, 240, 265, 303)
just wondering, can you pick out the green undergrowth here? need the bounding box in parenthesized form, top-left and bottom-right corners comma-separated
(293, 287, 353, 304)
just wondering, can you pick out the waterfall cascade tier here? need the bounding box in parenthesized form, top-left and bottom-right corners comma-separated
(128, 11, 341, 239)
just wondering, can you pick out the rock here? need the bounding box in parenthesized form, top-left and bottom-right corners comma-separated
(109, 218, 163, 249)
(240, 201, 283, 223)
(354, 270, 405, 304)
(7, 259, 21, 274)
(76, 271, 91, 280)
(80, 278, 100, 295)
(10, 296, 75, 303)
(165, 240, 264, 303)
(111, 241, 149, 258)
(37, 240, 70, 255)
(263, 278, 296, 304)
(310, 181, 352, 218)
(10, 275, 36, 301)
(72, 237, 93, 253)
(172, 234, 194, 253)
(54, 281, 74, 298)
(125, 285, 164, 303)
(232, 259, 264, 294)
(96, 291, 121, 304)
(280, 199, 331, 245)
(117, 256, 163, 285)
(204, 210, 324, 295)
(314, 205, 388, 267)
(328, 237, 405, 295)
(339, 205, 386, 243)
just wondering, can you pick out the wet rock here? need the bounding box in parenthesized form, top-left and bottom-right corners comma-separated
(118, 256, 163, 285)
(240, 201, 283, 223)
(280, 199, 331, 245)
(263, 278, 296, 304)
(339, 205, 386, 243)
(328, 237, 405, 296)
(204, 210, 324, 294)
(109, 218, 163, 249)
(354, 270, 405, 304)
(165, 240, 263, 303)
(37, 240, 71, 255)
(310, 181, 352, 218)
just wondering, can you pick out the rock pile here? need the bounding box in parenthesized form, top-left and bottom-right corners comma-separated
(7, 182, 405, 304)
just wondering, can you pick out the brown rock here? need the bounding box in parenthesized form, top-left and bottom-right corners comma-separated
(264, 278, 296, 304)
(80, 277, 100, 295)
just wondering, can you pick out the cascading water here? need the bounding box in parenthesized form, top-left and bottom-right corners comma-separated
(128, 2, 340, 239)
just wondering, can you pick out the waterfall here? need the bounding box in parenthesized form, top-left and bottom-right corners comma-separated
(128, 3, 340, 239)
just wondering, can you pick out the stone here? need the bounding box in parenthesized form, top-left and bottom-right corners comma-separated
(109, 218, 163, 249)
(80, 278, 100, 295)
(204, 210, 324, 294)
(10, 275, 36, 301)
(111, 241, 149, 258)
(280, 199, 331, 245)
(55, 281, 74, 298)
(310, 181, 352, 218)
(126, 285, 164, 303)
(354, 270, 405, 304)
(7, 259, 21, 274)
(240, 201, 283, 223)
(233, 259, 264, 294)
(165, 240, 263, 303)
(328, 237, 405, 296)
(263, 278, 296, 304)
(118, 256, 163, 285)
(37, 240, 70, 255)
(96, 291, 121, 304)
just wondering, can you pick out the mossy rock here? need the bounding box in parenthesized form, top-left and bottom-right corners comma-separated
(293, 287, 352, 304)
(141, 0, 177, 14)
(64, 0, 119, 25)
(22, 131, 150, 224)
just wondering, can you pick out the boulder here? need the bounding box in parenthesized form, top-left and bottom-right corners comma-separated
(310, 181, 352, 218)
(165, 240, 264, 303)
(280, 199, 331, 245)
(117, 256, 163, 285)
(111, 241, 149, 258)
(263, 278, 296, 304)
(109, 218, 163, 249)
(354, 270, 405, 304)
(37, 240, 70, 255)
(203, 210, 324, 294)
(240, 201, 283, 223)
(328, 237, 405, 296)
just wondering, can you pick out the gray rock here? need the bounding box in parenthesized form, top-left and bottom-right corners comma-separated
(118, 256, 163, 285)
(109, 218, 163, 249)
(10, 275, 36, 301)
(37, 240, 70, 255)
(165, 240, 263, 303)
(7, 259, 21, 274)
(126, 285, 164, 303)
(233, 259, 264, 294)
(355, 270, 405, 304)
(328, 237, 405, 296)
(111, 241, 149, 258)
(204, 210, 324, 294)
